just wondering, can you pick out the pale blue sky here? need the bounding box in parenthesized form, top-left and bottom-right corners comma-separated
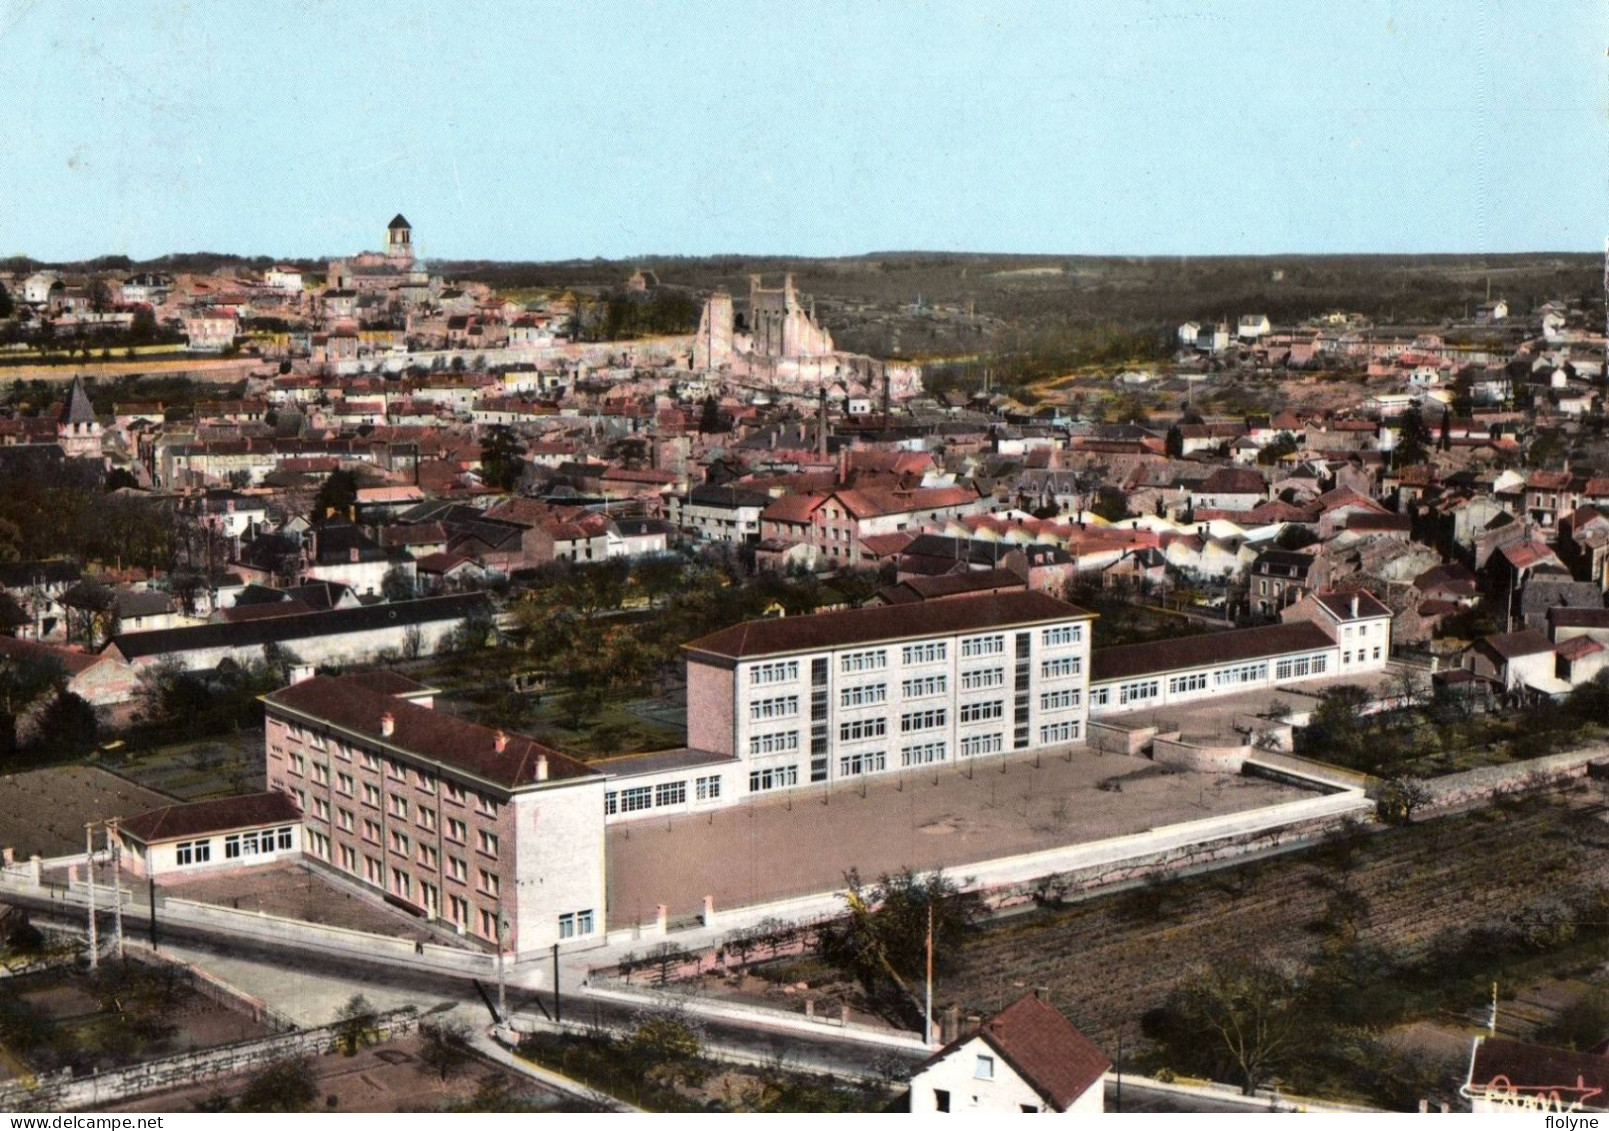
(2, 0, 1602, 261)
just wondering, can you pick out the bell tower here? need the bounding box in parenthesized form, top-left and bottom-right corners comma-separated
(385, 213, 414, 265)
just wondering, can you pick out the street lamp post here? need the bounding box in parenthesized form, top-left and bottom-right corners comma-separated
(84, 822, 98, 970)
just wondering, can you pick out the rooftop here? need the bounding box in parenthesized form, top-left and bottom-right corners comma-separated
(684, 591, 1092, 663)
(1091, 621, 1335, 684)
(120, 791, 301, 845)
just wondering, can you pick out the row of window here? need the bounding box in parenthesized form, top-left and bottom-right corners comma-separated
(750, 730, 800, 756)
(1041, 688, 1081, 712)
(605, 774, 722, 816)
(840, 717, 886, 742)
(749, 694, 799, 720)
(901, 675, 946, 699)
(1275, 653, 1329, 680)
(961, 667, 1004, 691)
(749, 765, 799, 792)
(749, 660, 799, 686)
(901, 741, 947, 766)
(901, 708, 946, 733)
(839, 750, 886, 776)
(840, 683, 888, 708)
(1215, 662, 1268, 688)
(280, 728, 499, 815)
(902, 641, 946, 665)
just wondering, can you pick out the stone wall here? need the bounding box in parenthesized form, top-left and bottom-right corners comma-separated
(0, 1008, 417, 1111)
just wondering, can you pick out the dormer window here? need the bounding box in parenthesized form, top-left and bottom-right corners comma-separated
(975, 1054, 995, 1080)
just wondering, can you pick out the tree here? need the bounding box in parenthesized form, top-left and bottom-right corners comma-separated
(418, 1017, 473, 1080)
(1146, 958, 1306, 1095)
(333, 994, 379, 1056)
(699, 395, 726, 435)
(819, 868, 982, 1016)
(1165, 424, 1185, 458)
(479, 426, 526, 492)
(0, 653, 64, 757)
(381, 564, 416, 602)
(0, 282, 12, 319)
(28, 690, 99, 758)
(1395, 405, 1431, 467)
(238, 1057, 318, 1112)
(1376, 775, 1433, 825)
(313, 469, 359, 520)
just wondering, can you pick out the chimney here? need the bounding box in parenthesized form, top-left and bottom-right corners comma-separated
(1351, 593, 1359, 618)
(494, 730, 509, 754)
(536, 754, 549, 781)
(288, 663, 314, 685)
(380, 712, 395, 737)
(350, 546, 360, 563)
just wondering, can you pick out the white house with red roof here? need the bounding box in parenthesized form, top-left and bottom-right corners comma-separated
(909, 991, 1111, 1114)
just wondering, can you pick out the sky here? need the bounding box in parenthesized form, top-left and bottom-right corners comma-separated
(1, 0, 1604, 262)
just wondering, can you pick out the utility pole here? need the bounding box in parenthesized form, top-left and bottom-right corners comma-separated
(923, 902, 934, 1047)
(552, 942, 562, 1026)
(495, 905, 508, 1023)
(148, 873, 158, 951)
(107, 820, 124, 960)
(84, 822, 98, 970)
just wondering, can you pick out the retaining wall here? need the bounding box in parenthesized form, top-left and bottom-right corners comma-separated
(0, 1009, 417, 1112)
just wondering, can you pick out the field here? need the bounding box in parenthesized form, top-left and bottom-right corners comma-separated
(0, 963, 273, 1080)
(0, 767, 171, 859)
(937, 786, 1609, 1058)
(109, 731, 266, 803)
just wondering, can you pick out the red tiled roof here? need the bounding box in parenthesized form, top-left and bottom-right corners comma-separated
(263, 674, 596, 792)
(684, 591, 1092, 662)
(221, 599, 317, 623)
(120, 791, 301, 845)
(1313, 589, 1392, 621)
(1480, 629, 1555, 660)
(1555, 636, 1603, 662)
(1091, 622, 1334, 684)
(970, 994, 1112, 1111)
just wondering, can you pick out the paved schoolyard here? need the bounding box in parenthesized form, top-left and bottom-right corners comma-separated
(0, 765, 171, 859)
(605, 748, 1315, 924)
(159, 862, 478, 950)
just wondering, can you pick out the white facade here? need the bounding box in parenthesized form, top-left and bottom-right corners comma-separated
(511, 778, 608, 951)
(120, 822, 301, 880)
(911, 1035, 1104, 1115)
(688, 607, 1093, 802)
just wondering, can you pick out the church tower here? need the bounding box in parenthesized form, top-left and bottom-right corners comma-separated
(385, 213, 414, 265)
(57, 375, 103, 460)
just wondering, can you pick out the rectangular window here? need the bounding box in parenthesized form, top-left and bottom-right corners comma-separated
(976, 1054, 995, 1080)
(1117, 680, 1160, 706)
(311, 762, 330, 786)
(339, 844, 357, 872)
(900, 675, 946, 699)
(961, 634, 1004, 658)
(447, 856, 468, 883)
(901, 741, 947, 766)
(749, 730, 801, 756)
(695, 775, 721, 801)
(621, 786, 653, 812)
(336, 772, 354, 796)
(1090, 687, 1110, 707)
(1041, 688, 1081, 711)
(289, 753, 305, 775)
(448, 895, 469, 927)
(418, 805, 437, 832)
(749, 660, 800, 686)
(389, 795, 409, 819)
(655, 781, 687, 807)
(415, 769, 437, 791)
(960, 732, 1004, 757)
(839, 683, 888, 709)
(445, 782, 467, 805)
(961, 667, 1005, 691)
(337, 807, 355, 832)
(362, 783, 381, 807)
(748, 765, 799, 792)
(476, 795, 499, 818)
(175, 840, 210, 866)
(307, 732, 327, 752)
(1168, 672, 1208, 696)
(390, 829, 411, 856)
(446, 817, 467, 843)
(559, 912, 576, 939)
(959, 700, 1004, 723)
(839, 750, 887, 776)
(478, 869, 500, 898)
(387, 759, 406, 781)
(900, 708, 947, 733)
(418, 844, 438, 870)
(392, 868, 411, 900)
(749, 694, 800, 720)
(1041, 624, 1081, 647)
(360, 751, 380, 772)
(313, 797, 330, 821)
(838, 717, 887, 742)
(604, 791, 618, 816)
(365, 855, 383, 884)
(477, 830, 499, 857)
(1040, 656, 1081, 679)
(900, 641, 947, 665)
(1040, 720, 1081, 744)
(1214, 662, 1268, 688)
(363, 819, 382, 844)
(839, 649, 887, 674)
